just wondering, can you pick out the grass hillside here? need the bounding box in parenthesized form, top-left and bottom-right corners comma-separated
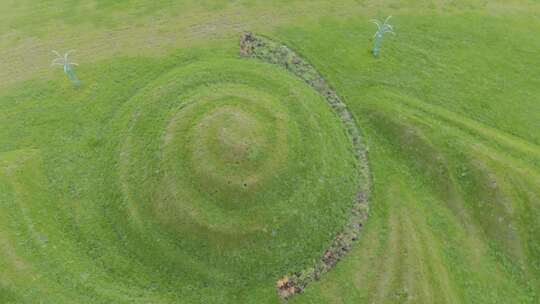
(1, 1, 539, 303)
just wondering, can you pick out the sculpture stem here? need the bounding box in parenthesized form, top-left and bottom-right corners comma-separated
(65, 66, 81, 87)
(372, 33, 382, 57)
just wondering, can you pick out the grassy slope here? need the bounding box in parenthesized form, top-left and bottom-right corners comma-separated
(1, 1, 540, 303)
(281, 7, 540, 304)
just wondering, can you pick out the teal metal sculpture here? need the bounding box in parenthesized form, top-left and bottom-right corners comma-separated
(370, 16, 395, 57)
(51, 50, 80, 87)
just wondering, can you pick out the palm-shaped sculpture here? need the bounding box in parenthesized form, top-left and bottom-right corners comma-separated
(370, 16, 395, 57)
(51, 50, 80, 86)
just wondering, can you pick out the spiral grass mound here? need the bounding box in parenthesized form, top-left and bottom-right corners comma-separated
(115, 58, 361, 284)
(0, 49, 362, 302)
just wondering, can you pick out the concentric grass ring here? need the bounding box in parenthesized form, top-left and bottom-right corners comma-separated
(0, 49, 364, 302)
(114, 57, 360, 296)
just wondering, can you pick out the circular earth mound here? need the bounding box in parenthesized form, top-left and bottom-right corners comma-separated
(111, 58, 360, 300)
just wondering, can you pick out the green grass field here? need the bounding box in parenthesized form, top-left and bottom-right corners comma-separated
(1, 1, 539, 303)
